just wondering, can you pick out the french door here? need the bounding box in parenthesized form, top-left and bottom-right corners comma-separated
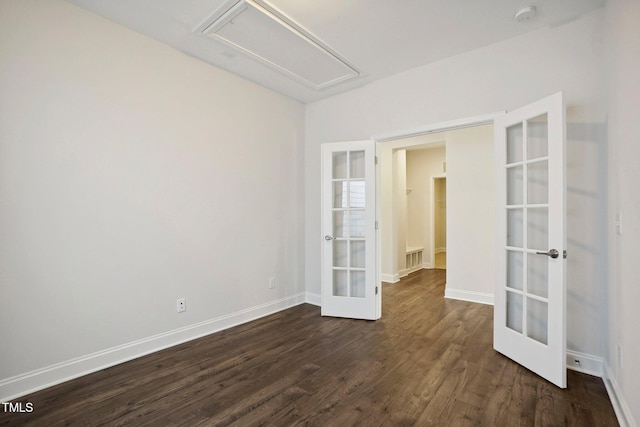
(321, 141, 379, 320)
(494, 92, 567, 388)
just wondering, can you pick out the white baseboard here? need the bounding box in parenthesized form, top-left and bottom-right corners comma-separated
(305, 292, 321, 306)
(381, 273, 400, 283)
(566, 350, 603, 377)
(0, 293, 307, 402)
(566, 351, 636, 427)
(444, 288, 494, 305)
(399, 266, 424, 279)
(604, 363, 637, 427)
(422, 261, 432, 269)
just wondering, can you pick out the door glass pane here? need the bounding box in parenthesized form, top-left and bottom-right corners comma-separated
(333, 211, 347, 238)
(507, 250, 523, 290)
(333, 181, 347, 208)
(507, 123, 523, 164)
(350, 271, 366, 298)
(332, 152, 347, 179)
(507, 166, 523, 205)
(349, 181, 366, 208)
(349, 211, 365, 237)
(506, 291, 523, 333)
(527, 254, 548, 298)
(350, 240, 365, 268)
(527, 114, 548, 160)
(324, 143, 374, 316)
(527, 298, 548, 345)
(350, 150, 365, 179)
(507, 209, 523, 248)
(333, 270, 347, 297)
(333, 240, 347, 268)
(527, 207, 548, 251)
(528, 161, 548, 204)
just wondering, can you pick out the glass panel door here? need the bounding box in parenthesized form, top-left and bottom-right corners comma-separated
(504, 114, 550, 345)
(322, 141, 378, 320)
(494, 93, 566, 388)
(331, 150, 366, 298)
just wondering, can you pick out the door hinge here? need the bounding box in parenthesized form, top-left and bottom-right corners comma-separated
(375, 156, 378, 165)
(375, 286, 379, 295)
(375, 220, 379, 230)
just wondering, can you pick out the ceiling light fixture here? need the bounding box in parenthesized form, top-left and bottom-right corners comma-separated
(515, 6, 537, 22)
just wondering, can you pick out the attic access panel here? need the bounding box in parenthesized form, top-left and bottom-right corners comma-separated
(199, 0, 360, 89)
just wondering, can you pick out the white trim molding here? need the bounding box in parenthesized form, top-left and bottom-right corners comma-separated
(373, 112, 504, 142)
(444, 288, 494, 305)
(305, 292, 321, 307)
(381, 273, 400, 283)
(0, 293, 306, 401)
(565, 350, 603, 377)
(604, 363, 637, 427)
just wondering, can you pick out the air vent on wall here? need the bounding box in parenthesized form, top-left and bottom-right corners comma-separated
(197, 0, 361, 89)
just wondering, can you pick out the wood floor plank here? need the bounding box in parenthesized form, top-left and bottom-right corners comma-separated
(0, 269, 618, 426)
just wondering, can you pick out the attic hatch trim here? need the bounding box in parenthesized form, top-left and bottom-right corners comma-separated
(195, 0, 361, 90)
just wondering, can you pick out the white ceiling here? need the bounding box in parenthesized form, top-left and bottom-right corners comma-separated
(66, 0, 604, 103)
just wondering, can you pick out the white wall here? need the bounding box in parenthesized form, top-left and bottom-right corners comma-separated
(445, 125, 494, 298)
(604, 0, 640, 425)
(0, 0, 305, 397)
(306, 9, 606, 359)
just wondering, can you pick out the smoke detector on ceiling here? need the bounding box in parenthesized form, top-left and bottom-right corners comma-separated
(515, 6, 536, 22)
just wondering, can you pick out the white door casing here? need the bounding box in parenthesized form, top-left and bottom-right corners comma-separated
(321, 141, 379, 320)
(494, 92, 567, 388)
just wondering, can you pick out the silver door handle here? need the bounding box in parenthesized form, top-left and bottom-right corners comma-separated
(536, 248, 559, 259)
(324, 235, 335, 241)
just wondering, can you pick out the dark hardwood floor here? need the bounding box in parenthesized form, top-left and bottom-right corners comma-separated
(1, 269, 618, 426)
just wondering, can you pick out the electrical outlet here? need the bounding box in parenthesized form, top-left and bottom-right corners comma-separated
(177, 298, 186, 313)
(615, 212, 623, 235)
(268, 277, 276, 289)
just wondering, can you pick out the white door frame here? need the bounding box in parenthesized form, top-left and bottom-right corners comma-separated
(430, 175, 446, 269)
(374, 112, 503, 285)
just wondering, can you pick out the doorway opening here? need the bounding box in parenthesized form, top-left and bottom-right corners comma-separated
(376, 116, 497, 304)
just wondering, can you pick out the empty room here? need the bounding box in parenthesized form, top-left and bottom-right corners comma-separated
(1, 0, 638, 425)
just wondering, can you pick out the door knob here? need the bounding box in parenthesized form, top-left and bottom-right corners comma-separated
(535, 248, 559, 259)
(324, 235, 335, 241)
